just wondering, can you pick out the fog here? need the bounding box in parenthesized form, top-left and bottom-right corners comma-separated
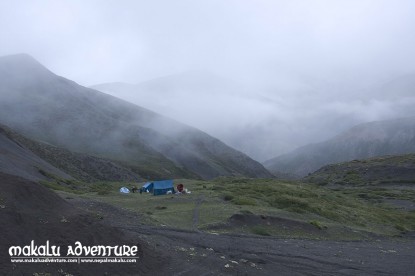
(1, 0, 415, 161)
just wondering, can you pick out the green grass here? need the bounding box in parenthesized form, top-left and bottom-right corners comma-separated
(341, 188, 415, 202)
(307, 153, 415, 187)
(395, 224, 408, 232)
(251, 226, 271, 236)
(309, 220, 326, 230)
(48, 176, 415, 238)
(231, 196, 256, 206)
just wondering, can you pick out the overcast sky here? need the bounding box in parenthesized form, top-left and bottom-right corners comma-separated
(1, 0, 415, 86)
(1, 0, 415, 160)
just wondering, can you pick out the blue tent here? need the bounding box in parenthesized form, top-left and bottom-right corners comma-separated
(142, 182, 153, 193)
(142, 180, 175, 196)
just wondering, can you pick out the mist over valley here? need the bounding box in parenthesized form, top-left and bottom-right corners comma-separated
(1, 1, 415, 275)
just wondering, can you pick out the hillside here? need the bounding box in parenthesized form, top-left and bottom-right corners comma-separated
(263, 117, 415, 177)
(0, 54, 272, 180)
(306, 153, 415, 187)
(92, 72, 299, 162)
(0, 172, 162, 275)
(0, 125, 72, 181)
(0, 124, 141, 182)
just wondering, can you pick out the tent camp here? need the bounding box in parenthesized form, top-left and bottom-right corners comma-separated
(142, 180, 174, 196)
(119, 187, 130, 193)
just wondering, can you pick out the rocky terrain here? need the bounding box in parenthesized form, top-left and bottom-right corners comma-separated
(0, 125, 71, 181)
(0, 172, 165, 275)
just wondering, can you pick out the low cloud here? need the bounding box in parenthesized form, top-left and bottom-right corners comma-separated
(1, 0, 415, 160)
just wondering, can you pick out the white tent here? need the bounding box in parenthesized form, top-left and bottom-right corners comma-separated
(119, 187, 130, 193)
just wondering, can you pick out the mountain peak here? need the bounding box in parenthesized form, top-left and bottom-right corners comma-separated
(0, 53, 40, 65)
(0, 55, 272, 179)
(0, 54, 55, 86)
(0, 53, 51, 74)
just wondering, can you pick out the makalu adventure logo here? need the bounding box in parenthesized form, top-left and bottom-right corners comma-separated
(9, 240, 139, 263)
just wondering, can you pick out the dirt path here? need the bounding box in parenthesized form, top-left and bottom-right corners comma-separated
(192, 195, 204, 231)
(66, 196, 415, 276)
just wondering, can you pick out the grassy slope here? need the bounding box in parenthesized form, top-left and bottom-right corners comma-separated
(306, 153, 415, 187)
(45, 176, 415, 239)
(0, 123, 197, 181)
(264, 117, 415, 177)
(302, 154, 415, 236)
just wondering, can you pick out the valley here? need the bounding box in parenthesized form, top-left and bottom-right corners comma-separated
(1, 54, 414, 275)
(31, 172, 415, 275)
(2, 1, 415, 275)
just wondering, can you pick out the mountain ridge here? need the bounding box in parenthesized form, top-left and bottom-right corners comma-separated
(0, 54, 272, 179)
(263, 116, 415, 177)
(306, 153, 415, 187)
(0, 123, 142, 182)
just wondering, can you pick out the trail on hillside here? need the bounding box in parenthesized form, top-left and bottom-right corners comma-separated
(192, 195, 205, 231)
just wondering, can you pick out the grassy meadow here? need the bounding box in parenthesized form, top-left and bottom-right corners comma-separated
(42, 175, 415, 239)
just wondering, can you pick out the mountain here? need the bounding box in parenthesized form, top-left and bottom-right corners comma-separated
(92, 72, 415, 163)
(0, 54, 272, 180)
(306, 153, 415, 187)
(377, 74, 415, 99)
(91, 72, 289, 162)
(263, 117, 415, 177)
(0, 125, 71, 181)
(0, 124, 141, 182)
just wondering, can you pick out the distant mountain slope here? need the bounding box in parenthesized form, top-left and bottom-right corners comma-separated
(306, 154, 415, 187)
(0, 54, 272, 179)
(377, 74, 415, 99)
(263, 117, 415, 177)
(92, 72, 289, 162)
(0, 124, 141, 182)
(91, 71, 242, 107)
(0, 125, 71, 181)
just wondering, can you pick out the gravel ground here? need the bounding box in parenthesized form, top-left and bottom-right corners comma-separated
(67, 196, 415, 276)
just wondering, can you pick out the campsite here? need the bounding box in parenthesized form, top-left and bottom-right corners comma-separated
(2, 1, 415, 275)
(33, 175, 415, 275)
(47, 177, 415, 238)
(2, 169, 415, 275)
